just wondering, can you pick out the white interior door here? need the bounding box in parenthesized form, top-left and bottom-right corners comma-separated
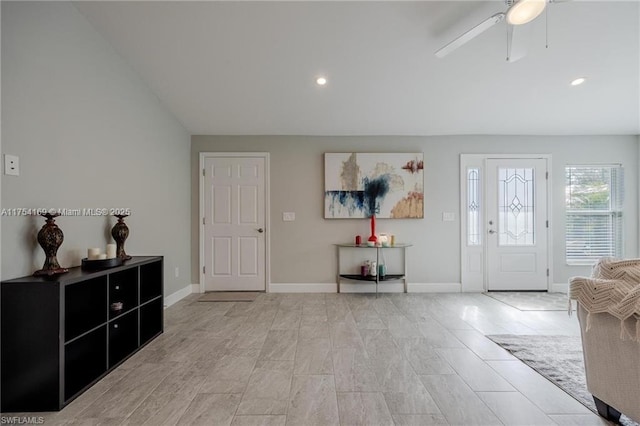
(486, 158, 548, 291)
(203, 156, 266, 291)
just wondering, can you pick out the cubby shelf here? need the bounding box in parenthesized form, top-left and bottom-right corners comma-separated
(1, 256, 164, 412)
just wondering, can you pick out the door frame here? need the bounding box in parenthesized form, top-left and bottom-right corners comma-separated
(460, 154, 553, 292)
(199, 152, 271, 293)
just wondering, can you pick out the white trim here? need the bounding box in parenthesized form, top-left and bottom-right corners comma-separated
(550, 282, 569, 294)
(460, 154, 553, 292)
(269, 282, 463, 293)
(409, 282, 462, 293)
(198, 152, 271, 294)
(164, 284, 196, 307)
(270, 283, 337, 293)
(340, 282, 405, 293)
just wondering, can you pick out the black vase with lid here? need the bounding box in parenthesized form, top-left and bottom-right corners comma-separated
(111, 214, 132, 260)
(33, 213, 69, 276)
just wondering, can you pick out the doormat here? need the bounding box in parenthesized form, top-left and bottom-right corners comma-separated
(197, 292, 259, 302)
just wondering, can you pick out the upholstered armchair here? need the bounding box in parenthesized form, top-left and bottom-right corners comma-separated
(569, 258, 640, 423)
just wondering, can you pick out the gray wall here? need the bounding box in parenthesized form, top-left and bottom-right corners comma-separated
(2, 2, 191, 296)
(191, 135, 638, 288)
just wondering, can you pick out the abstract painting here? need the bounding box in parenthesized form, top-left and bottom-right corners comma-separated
(324, 153, 424, 219)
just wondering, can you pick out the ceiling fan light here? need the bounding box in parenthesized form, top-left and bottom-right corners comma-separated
(506, 0, 547, 25)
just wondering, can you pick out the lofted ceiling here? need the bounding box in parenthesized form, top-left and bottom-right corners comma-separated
(74, 1, 640, 136)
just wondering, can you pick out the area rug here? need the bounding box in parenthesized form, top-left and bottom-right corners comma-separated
(197, 292, 259, 302)
(487, 334, 638, 426)
(485, 291, 569, 311)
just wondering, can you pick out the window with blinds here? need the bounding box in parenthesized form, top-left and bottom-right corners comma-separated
(565, 165, 624, 264)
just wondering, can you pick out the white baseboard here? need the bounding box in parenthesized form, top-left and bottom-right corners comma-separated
(408, 282, 462, 293)
(269, 282, 462, 293)
(164, 283, 196, 307)
(339, 282, 404, 293)
(550, 282, 568, 294)
(270, 283, 337, 293)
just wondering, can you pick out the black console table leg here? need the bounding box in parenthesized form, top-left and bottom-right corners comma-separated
(593, 396, 622, 424)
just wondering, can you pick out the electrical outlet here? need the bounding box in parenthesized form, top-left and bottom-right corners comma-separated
(442, 212, 455, 222)
(4, 155, 19, 176)
(283, 212, 296, 221)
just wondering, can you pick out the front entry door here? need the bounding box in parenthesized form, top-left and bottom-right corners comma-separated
(486, 158, 548, 291)
(203, 156, 266, 291)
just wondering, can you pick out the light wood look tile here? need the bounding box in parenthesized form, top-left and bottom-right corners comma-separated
(299, 322, 330, 340)
(477, 391, 556, 425)
(259, 330, 298, 361)
(548, 414, 611, 425)
(294, 338, 333, 375)
(237, 360, 294, 415)
(36, 293, 595, 426)
(336, 392, 393, 426)
(176, 393, 241, 426)
(419, 374, 502, 426)
(487, 360, 592, 415)
(199, 355, 257, 393)
(332, 348, 381, 392)
(382, 388, 441, 415)
(451, 329, 516, 361)
(286, 375, 339, 426)
(230, 415, 287, 426)
(271, 310, 301, 330)
(393, 337, 455, 375)
(437, 347, 515, 391)
(122, 393, 192, 426)
(391, 414, 449, 426)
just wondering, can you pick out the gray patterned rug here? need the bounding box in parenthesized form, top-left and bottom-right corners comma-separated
(485, 291, 569, 311)
(487, 334, 638, 426)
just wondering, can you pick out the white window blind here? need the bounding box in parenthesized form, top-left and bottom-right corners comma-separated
(565, 165, 623, 264)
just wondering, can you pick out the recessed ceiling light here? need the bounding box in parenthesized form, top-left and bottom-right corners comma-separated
(316, 77, 327, 86)
(571, 77, 586, 86)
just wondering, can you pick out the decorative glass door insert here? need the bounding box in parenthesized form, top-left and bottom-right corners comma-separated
(497, 167, 535, 246)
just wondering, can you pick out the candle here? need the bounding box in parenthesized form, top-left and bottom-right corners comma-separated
(106, 244, 117, 259)
(96, 254, 107, 260)
(88, 248, 101, 260)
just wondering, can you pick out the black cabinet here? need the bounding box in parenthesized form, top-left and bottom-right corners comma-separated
(109, 269, 138, 319)
(140, 298, 163, 346)
(1, 256, 163, 412)
(65, 326, 107, 401)
(66, 276, 107, 341)
(108, 309, 138, 369)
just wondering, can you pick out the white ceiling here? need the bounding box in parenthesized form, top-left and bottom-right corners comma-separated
(74, 1, 640, 136)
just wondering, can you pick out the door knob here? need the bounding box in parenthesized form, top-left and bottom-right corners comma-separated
(488, 229, 496, 234)
(257, 228, 264, 233)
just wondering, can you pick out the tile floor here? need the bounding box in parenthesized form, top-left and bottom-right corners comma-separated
(12, 293, 611, 425)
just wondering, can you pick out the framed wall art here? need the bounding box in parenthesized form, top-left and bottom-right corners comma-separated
(324, 152, 424, 219)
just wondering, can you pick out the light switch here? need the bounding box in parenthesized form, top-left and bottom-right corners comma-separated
(4, 155, 19, 176)
(442, 212, 455, 222)
(283, 212, 296, 221)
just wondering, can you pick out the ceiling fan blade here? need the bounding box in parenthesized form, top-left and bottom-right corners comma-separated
(506, 23, 533, 62)
(435, 12, 505, 58)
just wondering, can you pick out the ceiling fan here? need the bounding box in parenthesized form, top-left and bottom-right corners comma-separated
(435, 0, 566, 62)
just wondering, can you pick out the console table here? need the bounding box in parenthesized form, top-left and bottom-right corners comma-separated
(1, 256, 164, 412)
(335, 244, 411, 295)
